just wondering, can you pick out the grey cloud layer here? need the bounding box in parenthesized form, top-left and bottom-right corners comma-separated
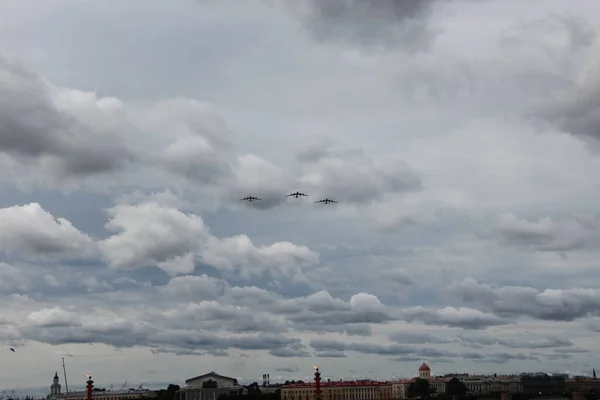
(283, 0, 443, 52)
(0, 56, 134, 180)
(1, 0, 600, 387)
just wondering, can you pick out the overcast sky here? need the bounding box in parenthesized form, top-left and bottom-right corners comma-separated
(1, 0, 600, 393)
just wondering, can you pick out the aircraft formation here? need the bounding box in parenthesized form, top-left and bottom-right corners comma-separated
(240, 192, 337, 204)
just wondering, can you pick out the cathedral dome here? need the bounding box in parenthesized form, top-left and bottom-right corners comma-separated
(418, 363, 430, 372)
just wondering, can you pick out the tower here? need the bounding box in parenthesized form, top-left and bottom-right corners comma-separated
(86, 376, 94, 400)
(418, 363, 431, 379)
(314, 367, 321, 400)
(50, 372, 62, 395)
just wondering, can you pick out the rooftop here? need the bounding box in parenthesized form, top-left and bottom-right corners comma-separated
(284, 380, 390, 388)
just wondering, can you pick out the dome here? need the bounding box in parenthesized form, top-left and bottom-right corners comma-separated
(418, 363, 430, 372)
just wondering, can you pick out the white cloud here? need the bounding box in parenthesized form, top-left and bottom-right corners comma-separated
(0, 203, 95, 259)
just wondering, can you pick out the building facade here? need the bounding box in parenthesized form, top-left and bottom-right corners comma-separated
(50, 373, 62, 396)
(390, 363, 447, 398)
(179, 371, 243, 400)
(282, 380, 386, 400)
(47, 373, 156, 400)
(281, 363, 448, 400)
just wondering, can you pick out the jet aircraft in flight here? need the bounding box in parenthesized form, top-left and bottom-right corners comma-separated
(315, 198, 337, 204)
(240, 196, 261, 202)
(286, 192, 308, 198)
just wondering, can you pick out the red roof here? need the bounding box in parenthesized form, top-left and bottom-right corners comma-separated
(418, 363, 430, 372)
(283, 380, 389, 388)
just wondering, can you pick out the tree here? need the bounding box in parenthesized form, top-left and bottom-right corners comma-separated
(246, 382, 262, 400)
(445, 378, 468, 397)
(408, 379, 432, 398)
(155, 384, 181, 400)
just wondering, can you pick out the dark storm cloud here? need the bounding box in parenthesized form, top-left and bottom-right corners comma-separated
(0, 56, 136, 178)
(293, 0, 443, 53)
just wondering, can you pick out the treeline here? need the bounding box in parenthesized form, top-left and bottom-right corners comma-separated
(216, 382, 280, 400)
(406, 377, 469, 399)
(155, 384, 181, 400)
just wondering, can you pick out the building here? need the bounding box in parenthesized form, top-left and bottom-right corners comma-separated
(179, 371, 243, 400)
(520, 373, 566, 395)
(47, 373, 156, 400)
(281, 363, 447, 400)
(391, 363, 448, 398)
(282, 379, 386, 400)
(566, 377, 600, 394)
(50, 373, 62, 397)
(52, 390, 157, 400)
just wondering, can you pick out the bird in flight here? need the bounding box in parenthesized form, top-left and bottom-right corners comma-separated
(315, 198, 337, 204)
(240, 196, 261, 202)
(10, 348, 15, 352)
(286, 192, 308, 198)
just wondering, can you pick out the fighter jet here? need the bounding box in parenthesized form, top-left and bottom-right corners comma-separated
(240, 196, 261, 202)
(286, 192, 308, 198)
(315, 198, 338, 204)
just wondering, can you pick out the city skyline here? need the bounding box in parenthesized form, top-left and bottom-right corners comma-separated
(1, 0, 600, 391)
(3, 363, 599, 398)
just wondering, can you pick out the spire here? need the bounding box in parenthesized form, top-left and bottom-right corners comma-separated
(593, 368, 596, 379)
(54, 372, 59, 380)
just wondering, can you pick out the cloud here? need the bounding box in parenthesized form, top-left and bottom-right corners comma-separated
(300, 154, 421, 204)
(276, 366, 300, 373)
(100, 201, 209, 274)
(520, 15, 600, 145)
(309, 338, 541, 364)
(0, 203, 95, 259)
(449, 278, 600, 321)
(2, 0, 600, 390)
(401, 306, 508, 330)
(96, 195, 319, 278)
(0, 56, 135, 183)
(495, 213, 598, 252)
(283, 0, 443, 53)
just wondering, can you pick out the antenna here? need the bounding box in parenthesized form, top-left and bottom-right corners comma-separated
(62, 357, 70, 399)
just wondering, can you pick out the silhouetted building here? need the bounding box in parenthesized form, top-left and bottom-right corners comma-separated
(520, 374, 566, 395)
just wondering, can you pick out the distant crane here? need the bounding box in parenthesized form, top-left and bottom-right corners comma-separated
(138, 383, 144, 391)
(121, 381, 128, 391)
(62, 357, 70, 400)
